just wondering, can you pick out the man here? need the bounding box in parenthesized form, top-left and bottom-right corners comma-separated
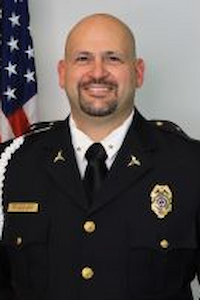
(0, 13, 200, 300)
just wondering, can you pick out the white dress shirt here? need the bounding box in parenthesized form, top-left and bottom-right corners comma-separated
(69, 111, 134, 178)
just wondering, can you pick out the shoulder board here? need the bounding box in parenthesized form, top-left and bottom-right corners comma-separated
(149, 120, 190, 139)
(0, 121, 63, 161)
(25, 120, 61, 137)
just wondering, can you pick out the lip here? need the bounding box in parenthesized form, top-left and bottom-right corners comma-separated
(83, 82, 116, 92)
(82, 85, 114, 97)
(86, 86, 112, 91)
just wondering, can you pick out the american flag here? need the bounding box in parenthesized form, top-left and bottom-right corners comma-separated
(0, 0, 37, 143)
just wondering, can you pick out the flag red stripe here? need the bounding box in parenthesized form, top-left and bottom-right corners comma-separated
(7, 108, 30, 137)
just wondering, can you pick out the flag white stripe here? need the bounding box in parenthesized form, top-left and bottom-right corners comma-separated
(23, 94, 38, 124)
(0, 108, 15, 142)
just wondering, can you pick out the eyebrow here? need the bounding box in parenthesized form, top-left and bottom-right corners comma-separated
(72, 50, 124, 57)
(73, 51, 93, 57)
(104, 51, 123, 56)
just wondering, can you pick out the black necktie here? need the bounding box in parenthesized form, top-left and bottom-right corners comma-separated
(84, 143, 108, 204)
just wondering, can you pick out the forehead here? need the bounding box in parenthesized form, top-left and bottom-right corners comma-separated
(66, 17, 134, 56)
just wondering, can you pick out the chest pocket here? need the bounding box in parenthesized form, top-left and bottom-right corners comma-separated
(128, 215, 198, 297)
(2, 208, 48, 244)
(1, 211, 49, 298)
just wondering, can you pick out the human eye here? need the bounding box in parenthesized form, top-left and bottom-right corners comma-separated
(74, 53, 92, 64)
(105, 52, 124, 64)
(76, 55, 88, 62)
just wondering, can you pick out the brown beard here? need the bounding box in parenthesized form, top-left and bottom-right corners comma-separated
(78, 80, 118, 117)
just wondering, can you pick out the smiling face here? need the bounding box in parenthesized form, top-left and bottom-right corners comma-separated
(58, 14, 144, 126)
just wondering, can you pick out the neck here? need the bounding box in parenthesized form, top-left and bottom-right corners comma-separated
(72, 110, 133, 142)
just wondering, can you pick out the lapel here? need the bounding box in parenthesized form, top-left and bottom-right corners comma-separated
(42, 111, 157, 213)
(90, 110, 157, 212)
(42, 119, 88, 211)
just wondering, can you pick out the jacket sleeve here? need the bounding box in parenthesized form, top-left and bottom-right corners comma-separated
(0, 142, 16, 299)
(0, 243, 15, 300)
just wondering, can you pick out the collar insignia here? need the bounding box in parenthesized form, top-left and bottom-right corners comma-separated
(128, 155, 141, 167)
(53, 150, 66, 163)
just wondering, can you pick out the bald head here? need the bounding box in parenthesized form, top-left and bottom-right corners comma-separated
(58, 13, 145, 134)
(65, 13, 136, 59)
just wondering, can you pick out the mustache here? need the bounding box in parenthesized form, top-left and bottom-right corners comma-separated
(79, 79, 118, 89)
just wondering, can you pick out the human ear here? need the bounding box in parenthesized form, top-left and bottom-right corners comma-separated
(135, 58, 145, 88)
(57, 60, 67, 89)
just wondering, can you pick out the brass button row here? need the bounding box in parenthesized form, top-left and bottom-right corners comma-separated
(81, 221, 96, 280)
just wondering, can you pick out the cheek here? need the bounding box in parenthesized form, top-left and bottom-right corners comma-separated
(65, 72, 86, 99)
(66, 68, 88, 87)
(65, 72, 79, 92)
(117, 71, 135, 91)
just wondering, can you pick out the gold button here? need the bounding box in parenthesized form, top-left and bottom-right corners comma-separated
(156, 121, 163, 126)
(81, 267, 94, 280)
(16, 237, 22, 246)
(160, 239, 169, 249)
(83, 221, 96, 233)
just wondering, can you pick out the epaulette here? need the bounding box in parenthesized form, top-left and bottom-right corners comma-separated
(149, 120, 190, 139)
(0, 121, 62, 152)
(24, 120, 60, 137)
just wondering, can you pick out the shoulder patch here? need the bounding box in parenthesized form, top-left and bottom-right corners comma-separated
(149, 120, 190, 139)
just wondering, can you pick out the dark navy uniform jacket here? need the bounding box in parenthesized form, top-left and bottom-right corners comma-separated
(0, 110, 200, 300)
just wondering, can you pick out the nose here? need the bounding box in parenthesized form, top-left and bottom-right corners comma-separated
(90, 58, 109, 79)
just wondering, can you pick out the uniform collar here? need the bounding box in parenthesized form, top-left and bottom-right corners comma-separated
(69, 111, 134, 162)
